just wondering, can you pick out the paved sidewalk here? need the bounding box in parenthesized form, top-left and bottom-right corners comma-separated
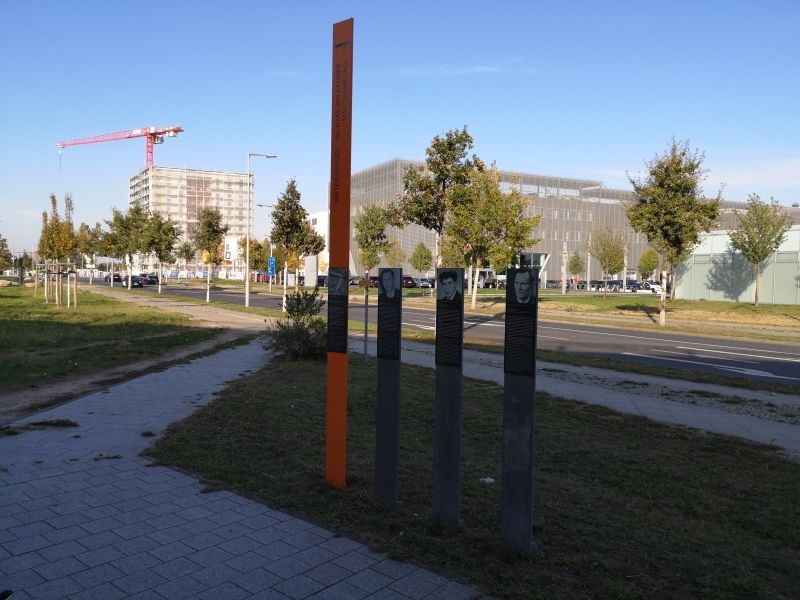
(0, 340, 483, 599)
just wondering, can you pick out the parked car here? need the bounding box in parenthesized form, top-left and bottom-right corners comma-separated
(484, 278, 506, 289)
(349, 276, 361, 286)
(368, 276, 380, 287)
(317, 275, 328, 287)
(401, 276, 418, 288)
(418, 278, 435, 289)
(636, 281, 661, 294)
(121, 275, 143, 288)
(104, 273, 122, 283)
(144, 274, 159, 285)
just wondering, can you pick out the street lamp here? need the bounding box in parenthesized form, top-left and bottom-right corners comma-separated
(257, 203, 276, 294)
(245, 152, 277, 307)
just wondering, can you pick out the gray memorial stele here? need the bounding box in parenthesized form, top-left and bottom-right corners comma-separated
(433, 268, 464, 526)
(375, 268, 402, 508)
(326, 267, 349, 353)
(501, 267, 540, 551)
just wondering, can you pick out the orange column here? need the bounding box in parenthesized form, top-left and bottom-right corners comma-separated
(326, 18, 354, 489)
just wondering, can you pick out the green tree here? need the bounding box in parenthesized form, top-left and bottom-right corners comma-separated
(271, 179, 324, 294)
(384, 239, 406, 267)
(728, 194, 792, 307)
(75, 223, 92, 267)
(627, 139, 721, 326)
(586, 226, 626, 298)
(638, 248, 660, 281)
(37, 194, 77, 304)
(446, 167, 539, 308)
(0, 234, 12, 272)
(176, 241, 195, 282)
(191, 207, 229, 302)
(400, 126, 484, 265)
(410, 242, 433, 282)
(567, 252, 584, 281)
(144, 213, 180, 294)
(354, 204, 392, 275)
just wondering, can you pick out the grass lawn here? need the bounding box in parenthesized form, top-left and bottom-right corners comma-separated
(0, 287, 220, 389)
(149, 355, 800, 600)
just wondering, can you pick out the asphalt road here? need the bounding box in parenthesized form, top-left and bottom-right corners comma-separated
(99, 280, 800, 384)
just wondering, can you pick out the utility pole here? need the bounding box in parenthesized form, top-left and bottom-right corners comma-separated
(561, 235, 568, 295)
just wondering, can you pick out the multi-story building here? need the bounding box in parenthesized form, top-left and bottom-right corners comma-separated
(347, 158, 773, 283)
(128, 166, 251, 271)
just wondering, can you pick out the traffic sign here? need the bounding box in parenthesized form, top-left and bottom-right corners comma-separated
(268, 256, 276, 277)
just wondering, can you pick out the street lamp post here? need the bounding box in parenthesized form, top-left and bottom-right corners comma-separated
(257, 203, 276, 294)
(245, 152, 277, 308)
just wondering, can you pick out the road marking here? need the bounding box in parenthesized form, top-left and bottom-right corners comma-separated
(402, 322, 435, 330)
(544, 326, 799, 357)
(676, 346, 800, 363)
(622, 352, 800, 381)
(464, 320, 503, 327)
(657, 349, 758, 364)
(538, 335, 570, 341)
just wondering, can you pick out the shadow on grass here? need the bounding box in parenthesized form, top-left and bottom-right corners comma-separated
(613, 302, 660, 323)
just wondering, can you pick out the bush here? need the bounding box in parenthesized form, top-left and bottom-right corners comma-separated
(264, 288, 327, 359)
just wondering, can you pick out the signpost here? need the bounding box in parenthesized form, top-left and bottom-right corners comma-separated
(325, 18, 354, 489)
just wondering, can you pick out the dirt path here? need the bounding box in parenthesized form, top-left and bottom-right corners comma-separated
(0, 286, 272, 425)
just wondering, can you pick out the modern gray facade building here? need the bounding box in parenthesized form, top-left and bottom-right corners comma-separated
(348, 158, 764, 282)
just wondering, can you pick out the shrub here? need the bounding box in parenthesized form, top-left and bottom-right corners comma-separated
(265, 287, 327, 359)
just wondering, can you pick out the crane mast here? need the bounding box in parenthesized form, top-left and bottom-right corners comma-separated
(56, 125, 184, 168)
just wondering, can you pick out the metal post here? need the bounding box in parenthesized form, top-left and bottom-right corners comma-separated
(363, 270, 369, 361)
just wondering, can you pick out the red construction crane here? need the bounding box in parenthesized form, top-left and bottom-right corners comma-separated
(56, 125, 184, 169)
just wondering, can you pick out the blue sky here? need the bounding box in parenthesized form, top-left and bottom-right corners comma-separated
(2, 0, 798, 253)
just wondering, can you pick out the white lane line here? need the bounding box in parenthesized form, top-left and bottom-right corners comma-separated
(657, 349, 758, 364)
(464, 320, 503, 327)
(676, 346, 800, 363)
(538, 335, 570, 341)
(402, 322, 435, 330)
(542, 326, 799, 356)
(622, 352, 800, 381)
(623, 352, 742, 369)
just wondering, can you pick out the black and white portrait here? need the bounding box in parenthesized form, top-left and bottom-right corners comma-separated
(437, 269, 463, 302)
(511, 268, 535, 304)
(378, 268, 401, 300)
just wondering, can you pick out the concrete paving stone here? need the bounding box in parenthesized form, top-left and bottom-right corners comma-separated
(172, 494, 208, 510)
(71, 563, 125, 587)
(11, 509, 59, 526)
(111, 486, 150, 500)
(177, 517, 221, 535)
(0, 503, 27, 518)
(0, 568, 46, 591)
(0, 547, 10, 562)
(249, 589, 292, 600)
(264, 556, 313, 580)
(175, 506, 215, 521)
(0, 530, 19, 545)
(258, 540, 301, 561)
(232, 567, 283, 593)
(242, 514, 282, 531)
(218, 534, 264, 556)
(9, 522, 55, 540)
(142, 499, 182, 516)
(80, 504, 121, 520)
(225, 551, 273, 574)
(74, 543, 127, 568)
(32, 556, 86, 581)
(305, 562, 353, 586)
(233, 502, 271, 517)
(68, 581, 128, 600)
(113, 520, 160, 541)
(51, 500, 92, 516)
(147, 525, 192, 545)
(147, 541, 194, 562)
(273, 573, 326, 600)
(275, 518, 316, 535)
(0, 551, 49, 575)
(145, 513, 187, 530)
(318, 537, 364, 556)
(416, 570, 451, 587)
(284, 530, 329, 550)
(197, 581, 251, 600)
(80, 515, 125, 535)
(109, 550, 162, 575)
(203, 498, 241, 514)
(371, 559, 419, 580)
(153, 574, 210, 600)
(363, 590, 409, 600)
(310, 581, 370, 600)
(39, 540, 88, 562)
(151, 556, 203, 580)
(4, 535, 52, 556)
(189, 562, 240, 587)
(344, 568, 395, 593)
(44, 513, 89, 531)
(182, 531, 226, 551)
(25, 574, 85, 599)
(112, 568, 169, 595)
(122, 590, 164, 600)
(389, 573, 442, 599)
(186, 546, 235, 568)
(207, 510, 246, 526)
(292, 546, 338, 568)
(212, 522, 255, 542)
(112, 534, 161, 556)
(114, 507, 158, 526)
(332, 550, 378, 574)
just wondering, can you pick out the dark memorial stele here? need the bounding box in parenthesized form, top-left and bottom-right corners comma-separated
(504, 267, 539, 375)
(501, 267, 540, 552)
(435, 268, 464, 367)
(327, 267, 349, 353)
(377, 268, 402, 360)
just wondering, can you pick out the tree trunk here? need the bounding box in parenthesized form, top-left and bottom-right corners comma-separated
(73, 266, 78, 307)
(470, 261, 480, 310)
(435, 232, 443, 267)
(754, 263, 761, 307)
(283, 261, 288, 312)
(158, 261, 163, 294)
(659, 267, 668, 327)
(206, 265, 211, 303)
(603, 275, 607, 299)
